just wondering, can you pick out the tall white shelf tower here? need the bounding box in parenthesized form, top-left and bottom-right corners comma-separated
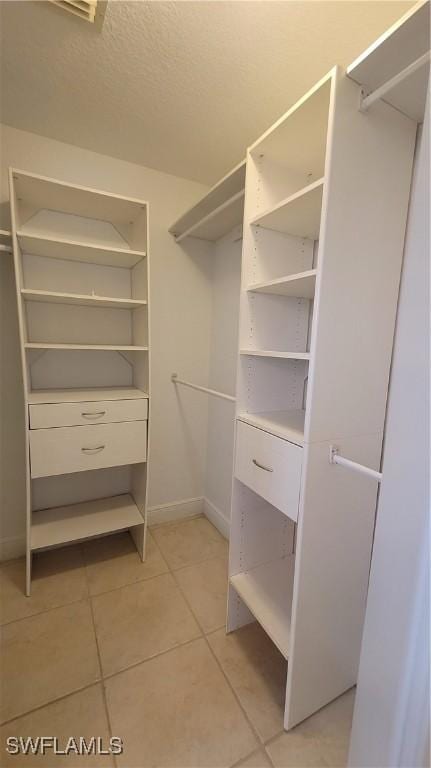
(227, 66, 417, 728)
(9, 169, 151, 595)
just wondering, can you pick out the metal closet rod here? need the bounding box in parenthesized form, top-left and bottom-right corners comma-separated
(171, 373, 236, 403)
(329, 445, 382, 482)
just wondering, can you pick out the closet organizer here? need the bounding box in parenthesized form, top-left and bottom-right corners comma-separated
(9, 170, 150, 595)
(171, 54, 423, 729)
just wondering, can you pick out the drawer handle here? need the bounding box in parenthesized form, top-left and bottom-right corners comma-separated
(252, 458, 273, 473)
(81, 411, 106, 419)
(81, 445, 105, 454)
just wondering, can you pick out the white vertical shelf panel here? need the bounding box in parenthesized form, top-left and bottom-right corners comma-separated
(285, 71, 417, 729)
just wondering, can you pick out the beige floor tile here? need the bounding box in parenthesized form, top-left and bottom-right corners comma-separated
(0, 600, 100, 724)
(83, 531, 168, 596)
(208, 623, 287, 742)
(0, 685, 114, 767)
(152, 516, 228, 570)
(235, 748, 273, 767)
(266, 689, 355, 768)
(105, 637, 257, 767)
(0, 546, 87, 625)
(92, 572, 201, 676)
(175, 556, 228, 633)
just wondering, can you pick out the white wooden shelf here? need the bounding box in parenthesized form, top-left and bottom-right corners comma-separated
(237, 410, 305, 446)
(248, 269, 317, 299)
(169, 160, 246, 243)
(17, 231, 146, 268)
(31, 493, 144, 550)
(28, 387, 148, 404)
(251, 179, 324, 240)
(230, 556, 295, 658)
(25, 343, 149, 351)
(347, 1, 430, 122)
(21, 288, 147, 310)
(173, 191, 245, 243)
(240, 349, 310, 361)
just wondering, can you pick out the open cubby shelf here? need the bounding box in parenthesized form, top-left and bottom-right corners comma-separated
(240, 349, 310, 361)
(25, 342, 149, 351)
(247, 269, 317, 299)
(237, 410, 305, 446)
(28, 387, 148, 404)
(17, 231, 146, 268)
(250, 177, 324, 240)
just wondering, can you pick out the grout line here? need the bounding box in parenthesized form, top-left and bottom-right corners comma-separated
(101, 635, 203, 683)
(168, 561, 264, 754)
(0, 680, 102, 728)
(87, 596, 114, 741)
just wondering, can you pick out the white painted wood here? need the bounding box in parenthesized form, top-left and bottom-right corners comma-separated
(174, 191, 245, 243)
(25, 342, 148, 351)
(250, 178, 324, 240)
(29, 420, 147, 478)
(240, 349, 310, 360)
(18, 232, 146, 268)
(349, 100, 430, 768)
(347, 1, 430, 122)
(237, 410, 305, 447)
(234, 420, 302, 522)
(31, 493, 144, 550)
(21, 288, 147, 309)
(247, 270, 316, 299)
(230, 555, 295, 658)
(29, 397, 148, 428)
(245, 227, 314, 287)
(28, 387, 148, 404)
(22, 253, 134, 300)
(169, 159, 246, 238)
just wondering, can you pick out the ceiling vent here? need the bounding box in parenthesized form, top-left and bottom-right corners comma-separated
(51, 1, 107, 27)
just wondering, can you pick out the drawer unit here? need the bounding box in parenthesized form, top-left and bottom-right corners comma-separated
(29, 420, 147, 478)
(234, 420, 302, 522)
(29, 398, 148, 429)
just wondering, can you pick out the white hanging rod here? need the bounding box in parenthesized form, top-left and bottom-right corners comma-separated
(360, 51, 431, 112)
(329, 445, 382, 482)
(171, 373, 236, 403)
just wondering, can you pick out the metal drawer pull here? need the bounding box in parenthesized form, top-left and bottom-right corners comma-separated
(81, 445, 105, 454)
(81, 411, 106, 418)
(252, 458, 273, 472)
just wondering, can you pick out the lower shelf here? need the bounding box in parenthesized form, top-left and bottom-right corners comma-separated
(230, 555, 295, 659)
(31, 493, 144, 550)
(237, 410, 305, 446)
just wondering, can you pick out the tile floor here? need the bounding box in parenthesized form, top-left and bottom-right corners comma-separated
(0, 515, 355, 767)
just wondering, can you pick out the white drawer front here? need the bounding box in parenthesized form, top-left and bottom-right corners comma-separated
(234, 420, 302, 522)
(30, 421, 147, 478)
(29, 398, 148, 429)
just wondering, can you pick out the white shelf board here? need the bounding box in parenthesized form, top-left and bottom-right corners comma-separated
(237, 410, 305, 446)
(31, 493, 144, 550)
(251, 179, 324, 239)
(247, 269, 317, 299)
(249, 71, 332, 177)
(25, 343, 149, 351)
(174, 190, 245, 243)
(347, 1, 430, 122)
(21, 288, 147, 310)
(169, 159, 246, 239)
(230, 556, 295, 659)
(12, 169, 148, 227)
(28, 387, 148, 404)
(240, 349, 310, 361)
(17, 231, 146, 268)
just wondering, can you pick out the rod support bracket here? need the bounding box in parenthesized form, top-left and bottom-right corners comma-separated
(329, 445, 339, 464)
(171, 373, 178, 383)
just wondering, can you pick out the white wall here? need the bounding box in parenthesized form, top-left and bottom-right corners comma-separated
(0, 123, 213, 559)
(348, 98, 429, 767)
(204, 226, 242, 536)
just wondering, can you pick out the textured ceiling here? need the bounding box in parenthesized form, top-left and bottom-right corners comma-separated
(0, 0, 414, 184)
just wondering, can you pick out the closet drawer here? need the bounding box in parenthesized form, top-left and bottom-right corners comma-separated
(234, 420, 302, 522)
(29, 421, 147, 478)
(29, 398, 148, 429)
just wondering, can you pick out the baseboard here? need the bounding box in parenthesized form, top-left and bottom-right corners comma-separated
(0, 534, 26, 562)
(147, 497, 204, 527)
(203, 497, 230, 540)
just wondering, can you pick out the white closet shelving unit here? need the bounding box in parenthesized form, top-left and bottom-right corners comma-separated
(228, 64, 418, 730)
(9, 169, 151, 595)
(169, 159, 246, 243)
